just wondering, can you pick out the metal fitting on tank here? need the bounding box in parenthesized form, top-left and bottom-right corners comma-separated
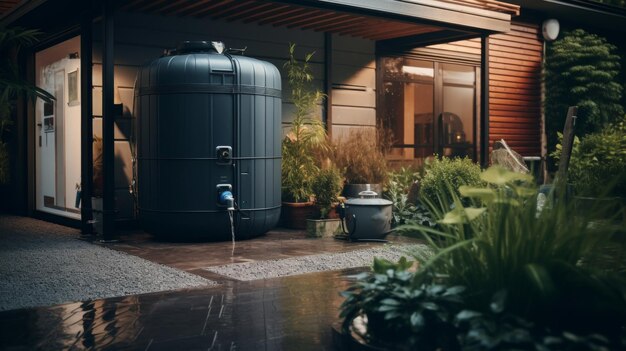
(219, 190, 235, 211)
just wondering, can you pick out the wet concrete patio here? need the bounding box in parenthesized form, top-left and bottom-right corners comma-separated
(0, 215, 424, 350)
(0, 268, 361, 350)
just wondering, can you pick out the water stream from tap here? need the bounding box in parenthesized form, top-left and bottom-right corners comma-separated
(228, 209, 235, 255)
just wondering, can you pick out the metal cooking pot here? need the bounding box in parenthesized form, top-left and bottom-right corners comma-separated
(338, 189, 393, 241)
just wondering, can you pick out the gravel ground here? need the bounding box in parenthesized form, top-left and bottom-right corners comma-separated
(206, 244, 430, 281)
(0, 215, 215, 311)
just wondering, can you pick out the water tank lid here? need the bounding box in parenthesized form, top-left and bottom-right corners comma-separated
(174, 41, 225, 55)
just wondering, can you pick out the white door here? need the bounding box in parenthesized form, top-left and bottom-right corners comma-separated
(35, 57, 81, 219)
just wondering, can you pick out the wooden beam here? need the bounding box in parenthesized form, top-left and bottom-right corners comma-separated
(183, 0, 234, 17)
(169, 0, 216, 16)
(241, 5, 295, 23)
(203, 0, 251, 18)
(156, 0, 196, 15)
(298, 13, 352, 30)
(134, 0, 169, 13)
(220, 2, 275, 21)
(267, 9, 321, 26)
(285, 11, 338, 28)
(309, 17, 362, 32)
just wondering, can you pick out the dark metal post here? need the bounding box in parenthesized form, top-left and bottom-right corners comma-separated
(324, 32, 333, 137)
(102, 0, 115, 239)
(480, 35, 490, 167)
(555, 106, 578, 187)
(80, 7, 94, 235)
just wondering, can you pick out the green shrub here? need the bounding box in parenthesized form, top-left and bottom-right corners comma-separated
(419, 157, 483, 211)
(340, 167, 626, 349)
(545, 29, 623, 156)
(404, 166, 626, 344)
(552, 117, 626, 197)
(333, 129, 388, 184)
(340, 257, 465, 350)
(281, 43, 328, 202)
(383, 166, 435, 227)
(311, 167, 343, 218)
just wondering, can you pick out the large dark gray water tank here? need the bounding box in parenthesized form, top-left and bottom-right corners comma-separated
(134, 41, 281, 240)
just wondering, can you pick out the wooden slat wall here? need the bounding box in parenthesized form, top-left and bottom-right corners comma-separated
(488, 21, 542, 156)
(330, 35, 377, 140)
(416, 37, 482, 63)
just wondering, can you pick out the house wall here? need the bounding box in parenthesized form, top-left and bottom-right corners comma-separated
(385, 23, 544, 158)
(87, 12, 542, 220)
(330, 35, 377, 140)
(488, 21, 543, 157)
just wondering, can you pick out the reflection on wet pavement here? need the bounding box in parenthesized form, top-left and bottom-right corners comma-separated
(0, 268, 363, 350)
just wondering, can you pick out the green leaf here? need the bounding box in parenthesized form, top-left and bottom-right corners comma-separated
(480, 166, 533, 185)
(459, 186, 496, 201)
(443, 285, 466, 296)
(490, 290, 507, 314)
(420, 302, 439, 310)
(524, 264, 556, 298)
(456, 310, 481, 321)
(410, 312, 425, 327)
(380, 298, 401, 306)
(439, 207, 485, 224)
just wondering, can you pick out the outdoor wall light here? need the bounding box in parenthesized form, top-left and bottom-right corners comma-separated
(542, 19, 560, 41)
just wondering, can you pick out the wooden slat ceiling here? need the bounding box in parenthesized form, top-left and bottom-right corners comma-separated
(441, 0, 520, 16)
(0, 0, 20, 16)
(119, 0, 443, 41)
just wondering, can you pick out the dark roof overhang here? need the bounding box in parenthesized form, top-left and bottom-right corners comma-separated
(2, 0, 518, 43)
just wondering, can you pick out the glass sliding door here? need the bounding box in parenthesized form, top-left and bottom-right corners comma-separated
(380, 57, 479, 164)
(35, 36, 81, 219)
(440, 63, 477, 159)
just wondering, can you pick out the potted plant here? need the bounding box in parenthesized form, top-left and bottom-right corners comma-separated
(280, 43, 328, 229)
(306, 167, 343, 238)
(334, 129, 388, 198)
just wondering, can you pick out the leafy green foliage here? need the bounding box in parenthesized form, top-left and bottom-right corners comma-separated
(419, 157, 484, 213)
(281, 43, 328, 202)
(545, 29, 623, 156)
(340, 257, 465, 350)
(383, 166, 435, 227)
(456, 291, 620, 351)
(311, 167, 342, 218)
(0, 26, 55, 184)
(551, 117, 626, 197)
(333, 129, 388, 184)
(402, 166, 626, 343)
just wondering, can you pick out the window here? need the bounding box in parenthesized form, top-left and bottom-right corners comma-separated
(379, 57, 479, 164)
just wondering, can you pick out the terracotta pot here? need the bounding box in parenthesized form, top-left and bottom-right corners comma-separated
(281, 201, 318, 229)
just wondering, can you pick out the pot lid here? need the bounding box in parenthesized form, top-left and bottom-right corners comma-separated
(345, 190, 392, 206)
